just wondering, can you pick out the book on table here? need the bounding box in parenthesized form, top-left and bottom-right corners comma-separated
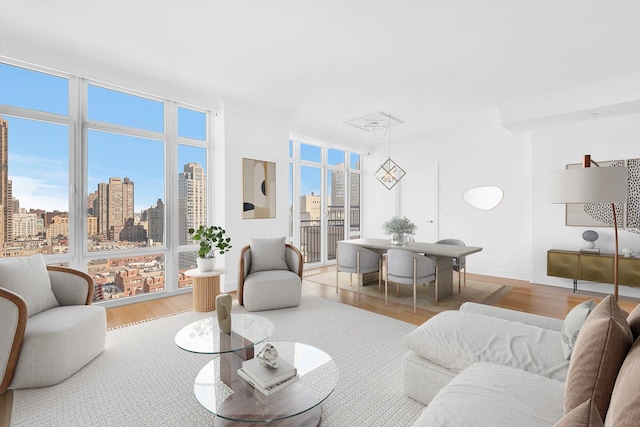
(239, 357, 297, 388)
(237, 367, 299, 396)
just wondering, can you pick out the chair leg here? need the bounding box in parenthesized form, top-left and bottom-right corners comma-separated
(463, 266, 466, 287)
(385, 273, 388, 306)
(378, 259, 382, 293)
(336, 267, 339, 294)
(458, 268, 461, 293)
(412, 259, 417, 314)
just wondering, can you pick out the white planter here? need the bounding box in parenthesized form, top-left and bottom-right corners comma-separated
(196, 257, 216, 272)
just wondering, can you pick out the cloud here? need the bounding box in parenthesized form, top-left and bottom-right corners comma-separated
(9, 175, 68, 212)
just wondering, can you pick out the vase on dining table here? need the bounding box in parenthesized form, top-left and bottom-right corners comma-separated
(391, 234, 414, 247)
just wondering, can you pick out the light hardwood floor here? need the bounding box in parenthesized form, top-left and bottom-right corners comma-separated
(106, 269, 640, 328)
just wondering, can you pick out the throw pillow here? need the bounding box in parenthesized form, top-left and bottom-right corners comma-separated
(249, 237, 288, 274)
(561, 299, 596, 360)
(626, 303, 640, 341)
(604, 337, 640, 427)
(553, 399, 603, 427)
(0, 253, 59, 317)
(564, 295, 633, 421)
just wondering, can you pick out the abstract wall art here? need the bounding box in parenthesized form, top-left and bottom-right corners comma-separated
(564, 158, 640, 229)
(243, 158, 276, 219)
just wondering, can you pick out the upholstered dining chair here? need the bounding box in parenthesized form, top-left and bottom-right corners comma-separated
(435, 238, 466, 292)
(238, 237, 303, 312)
(385, 248, 437, 313)
(336, 242, 382, 294)
(1, 254, 106, 395)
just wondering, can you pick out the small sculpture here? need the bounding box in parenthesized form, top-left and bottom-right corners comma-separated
(256, 343, 279, 368)
(216, 294, 232, 334)
(581, 230, 599, 253)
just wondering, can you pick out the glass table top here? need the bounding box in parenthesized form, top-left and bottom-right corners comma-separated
(193, 341, 339, 423)
(174, 314, 274, 354)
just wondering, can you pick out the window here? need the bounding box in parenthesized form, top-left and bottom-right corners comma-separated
(0, 61, 212, 305)
(290, 140, 363, 265)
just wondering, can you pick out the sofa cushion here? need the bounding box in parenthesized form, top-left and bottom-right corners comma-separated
(604, 337, 640, 426)
(561, 299, 595, 360)
(412, 362, 565, 427)
(404, 310, 569, 381)
(626, 303, 640, 341)
(249, 237, 288, 273)
(564, 295, 633, 421)
(0, 254, 59, 317)
(554, 399, 603, 427)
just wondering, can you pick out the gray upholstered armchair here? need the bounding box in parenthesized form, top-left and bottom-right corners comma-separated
(385, 248, 437, 313)
(238, 238, 303, 312)
(1, 255, 106, 394)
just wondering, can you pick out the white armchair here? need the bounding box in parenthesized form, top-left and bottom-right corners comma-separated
(238, 238, 303, 312)
(1, 255, 106, 394)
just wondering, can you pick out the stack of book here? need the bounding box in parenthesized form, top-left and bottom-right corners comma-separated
(237, 357, 298, 396)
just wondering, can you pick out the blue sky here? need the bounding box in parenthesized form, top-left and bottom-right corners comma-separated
(0, 62, 206, 213)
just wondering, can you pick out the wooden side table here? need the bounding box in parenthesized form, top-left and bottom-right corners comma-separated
(185, 268, 226, 312)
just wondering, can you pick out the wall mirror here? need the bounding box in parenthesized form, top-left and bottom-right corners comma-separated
(462, 186, 504, 210)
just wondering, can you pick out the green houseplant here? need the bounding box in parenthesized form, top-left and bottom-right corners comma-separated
(188, 225, 232, 271)
(382, 216, 417, 246)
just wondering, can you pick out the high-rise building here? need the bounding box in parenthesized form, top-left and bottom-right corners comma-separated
(1, 118, 13, 246)
(179, 163, 206, 244)
(95, 177, 134, 239)
(147, 198, 164, 244)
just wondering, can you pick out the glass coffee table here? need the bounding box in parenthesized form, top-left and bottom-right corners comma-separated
(193, 341, 339, 426)
(175, 314, 274, 358)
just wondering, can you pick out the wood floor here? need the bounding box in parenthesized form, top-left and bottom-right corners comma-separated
(106, 269, 640, 328)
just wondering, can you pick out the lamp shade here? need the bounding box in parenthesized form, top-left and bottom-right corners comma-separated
(549, 166, 628, 204)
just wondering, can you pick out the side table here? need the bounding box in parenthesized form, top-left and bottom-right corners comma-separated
(185, 268, 226, 312)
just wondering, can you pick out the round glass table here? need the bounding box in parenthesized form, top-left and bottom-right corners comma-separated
(193, 341, 339, 426)
(174, 313, 274, 354)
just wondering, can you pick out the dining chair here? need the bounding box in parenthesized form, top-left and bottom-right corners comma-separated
(435, 239, 466, 292)
(336, 243, 382, 294)
(385, 248, 437, 313)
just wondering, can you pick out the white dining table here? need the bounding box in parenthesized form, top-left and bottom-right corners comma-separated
(338, 238, 483, 301)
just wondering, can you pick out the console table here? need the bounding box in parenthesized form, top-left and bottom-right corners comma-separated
(547, 249, 640, 292)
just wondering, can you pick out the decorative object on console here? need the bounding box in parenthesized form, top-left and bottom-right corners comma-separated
(188, 225, 232, 272)
(581, 229, 600, 254)
(382, 216, 417, 247)
(622, 248, 634, 258)
(550, 154, 629, 300)
(216, 293, 232, 334)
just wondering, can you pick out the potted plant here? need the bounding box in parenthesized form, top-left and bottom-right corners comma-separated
(188, 225, 232, 272)
(382, 216, 417, 246)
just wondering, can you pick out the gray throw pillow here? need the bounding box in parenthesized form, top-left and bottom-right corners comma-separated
(561, 299, 596, 360)
(0, 253, 59, 317)
(249, 237, 288, 274)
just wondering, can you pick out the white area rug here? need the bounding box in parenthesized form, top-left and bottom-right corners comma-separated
(11, 294, 425, 426)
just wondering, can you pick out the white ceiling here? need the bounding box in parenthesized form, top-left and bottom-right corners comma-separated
(2, 0, 640, 150)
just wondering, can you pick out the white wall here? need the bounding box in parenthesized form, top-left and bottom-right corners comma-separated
(364, 123, 534, 280)
(531, 113, 640, 298)
(220, 102, 292, 292)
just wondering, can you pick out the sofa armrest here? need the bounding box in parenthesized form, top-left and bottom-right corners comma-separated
(459, 302, 563, 331)
(0, 288, 28, 393)
(47, 266, 93, 306)
(238, 245, 252, 305)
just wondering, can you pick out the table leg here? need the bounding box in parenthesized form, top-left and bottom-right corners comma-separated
(432, 256, 454, 302)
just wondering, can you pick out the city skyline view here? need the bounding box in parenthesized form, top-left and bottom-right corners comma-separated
(1, 62, 207, 214)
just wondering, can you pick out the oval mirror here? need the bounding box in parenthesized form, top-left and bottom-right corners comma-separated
(462, 186, 504, 210)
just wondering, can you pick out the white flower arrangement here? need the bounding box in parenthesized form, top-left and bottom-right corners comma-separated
(382, 216, 417, 237)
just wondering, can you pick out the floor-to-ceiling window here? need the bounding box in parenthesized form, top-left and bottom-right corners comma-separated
(290, 139, 363, 266)
(0, 60, 212, 305)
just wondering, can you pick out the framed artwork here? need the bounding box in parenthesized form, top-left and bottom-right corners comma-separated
(243, 158, 276, 219)
(564, 158, 640, 228)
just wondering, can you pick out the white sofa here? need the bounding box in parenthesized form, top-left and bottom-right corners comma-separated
(403, 298, 640, 427)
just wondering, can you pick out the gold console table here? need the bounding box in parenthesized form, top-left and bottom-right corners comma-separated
(547, 250, 640, 292)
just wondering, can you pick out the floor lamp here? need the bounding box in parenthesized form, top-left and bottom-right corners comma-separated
(549, 155, 628, 300)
